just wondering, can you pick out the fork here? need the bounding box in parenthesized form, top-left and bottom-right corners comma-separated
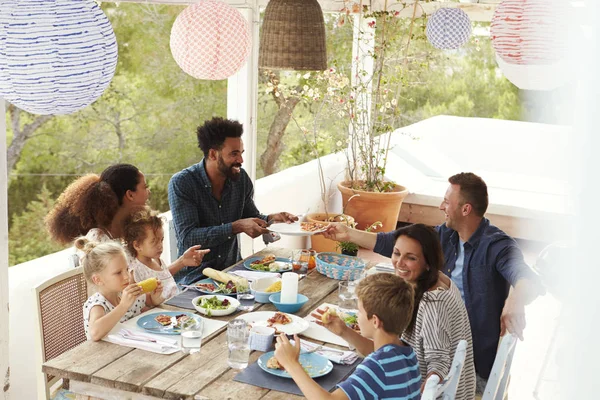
(302, 345, 345, 355)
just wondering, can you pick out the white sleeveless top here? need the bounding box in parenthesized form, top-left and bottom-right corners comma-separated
(129, 257, 179, 300)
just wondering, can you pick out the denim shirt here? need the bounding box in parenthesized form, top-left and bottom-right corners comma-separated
(374, 218, 540, 379)
(167, 160, 267, 285)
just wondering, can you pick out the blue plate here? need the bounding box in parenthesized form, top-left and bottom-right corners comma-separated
(136, 311, 201, 335)
(244, 257, 293, 272)
(257, 351, 333, 378)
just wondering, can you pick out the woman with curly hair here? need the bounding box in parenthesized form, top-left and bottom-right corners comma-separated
(46, 164, 150, 245)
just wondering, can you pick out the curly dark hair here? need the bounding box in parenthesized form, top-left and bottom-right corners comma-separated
(196, 117, 244, 156)
(45, 164, 141, 245)
(123, 206, 164, 257)
(448, 172, 488, 217)
(394, 223, 444, 332)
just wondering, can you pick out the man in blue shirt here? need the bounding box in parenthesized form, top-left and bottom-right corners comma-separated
(168, 117, 296, 285)
(322, 172, 543, 393)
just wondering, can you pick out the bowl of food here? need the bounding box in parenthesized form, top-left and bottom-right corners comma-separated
(250, 277, 282, 303)
(193, 295, 239, 317)
(268, 293, 309, 314)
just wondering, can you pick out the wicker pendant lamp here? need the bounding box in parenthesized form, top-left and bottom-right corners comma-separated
(259, 0, 327, 71)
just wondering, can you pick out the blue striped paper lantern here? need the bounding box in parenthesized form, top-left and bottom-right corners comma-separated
(426, 8, 472, 50)
(0, 0, 118, 115)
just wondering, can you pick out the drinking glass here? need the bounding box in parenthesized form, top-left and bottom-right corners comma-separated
(291, 250, 308, 273)
(338, 280, 358, 311)
(237, 286, 255, 312)
(180, 317, 203, 354)
(227, 319, 251, 369)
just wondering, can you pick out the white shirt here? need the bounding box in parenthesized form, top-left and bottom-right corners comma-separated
(83, 292, 146, 340)
(129, 257, 179, 300)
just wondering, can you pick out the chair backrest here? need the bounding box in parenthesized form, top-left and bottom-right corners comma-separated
(482, 334, 518, 400)
(421, 339, 468, 400)
(33, 267, 88, 399)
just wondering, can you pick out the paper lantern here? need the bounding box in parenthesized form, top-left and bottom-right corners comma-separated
(491, 0, 569, 90)
(170, 1, 251, 81)
(491, 0, 568, 65)
(0, 0, 118, 115)
(426, 8, 472, 50)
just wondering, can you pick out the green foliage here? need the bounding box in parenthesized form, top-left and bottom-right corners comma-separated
(8, 186, 66, 266)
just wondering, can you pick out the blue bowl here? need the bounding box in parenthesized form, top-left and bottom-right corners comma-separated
(268, 293, 309, 314)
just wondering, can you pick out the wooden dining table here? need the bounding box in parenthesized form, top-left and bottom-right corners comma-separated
(43, 247, 369, 400)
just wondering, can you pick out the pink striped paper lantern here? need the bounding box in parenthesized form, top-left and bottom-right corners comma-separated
(491, 0, 568, 89)
(170, 0, 251, 81)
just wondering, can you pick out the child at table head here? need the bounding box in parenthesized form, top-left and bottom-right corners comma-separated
(123, 206, 209, 300)
(77, 238, 164, 341)
(274, 273, 422, 400)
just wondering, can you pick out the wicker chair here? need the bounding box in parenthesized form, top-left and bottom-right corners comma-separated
(33, 267, 88, 399)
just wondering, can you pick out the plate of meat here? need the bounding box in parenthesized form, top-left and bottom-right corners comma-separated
(267, 221, 326, 236)
(137, 311, 202, 335)
(235, 311, 309, 335)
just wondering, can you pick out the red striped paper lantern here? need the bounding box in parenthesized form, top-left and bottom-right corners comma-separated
(170, 0, 251, 81)
(491, 0, 567, 65)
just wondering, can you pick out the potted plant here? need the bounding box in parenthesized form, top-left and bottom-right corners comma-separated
(335, 3, 422, 232)
(337, 220, 383, 257)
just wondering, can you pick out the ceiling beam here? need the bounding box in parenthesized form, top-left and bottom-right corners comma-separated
(110, 0, 498, 21)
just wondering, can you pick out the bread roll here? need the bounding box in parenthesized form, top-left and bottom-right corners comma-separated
(321, 307, 337, 324)
(203, 268, 248, 287)
(267, 357, 283, 370)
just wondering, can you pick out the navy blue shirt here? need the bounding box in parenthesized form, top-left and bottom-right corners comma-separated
(168, 160, 267, 285)
(374, 218, 540, 379)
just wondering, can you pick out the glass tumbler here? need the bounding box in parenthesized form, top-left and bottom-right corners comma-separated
(180, 317, 203, 354)
(227, 319, 251, 369)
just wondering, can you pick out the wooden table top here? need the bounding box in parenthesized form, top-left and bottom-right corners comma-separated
(43, 247, 355, 400)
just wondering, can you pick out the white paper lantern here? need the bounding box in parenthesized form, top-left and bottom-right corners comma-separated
(170, 1, 251, 81)
(426, 8, 472, 50)
(496, 55, 566, 91)
(0, 0, 118, 115)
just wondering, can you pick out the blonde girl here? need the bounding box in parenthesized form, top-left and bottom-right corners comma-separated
(123, 207, 209, 300)
(78, 238, 163, 341)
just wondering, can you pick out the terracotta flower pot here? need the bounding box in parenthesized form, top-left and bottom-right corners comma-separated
(337, 180, 409, 233)
(306, 213, 355, 254)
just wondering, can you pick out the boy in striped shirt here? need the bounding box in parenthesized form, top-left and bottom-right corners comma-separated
(275, 274, 422, 399)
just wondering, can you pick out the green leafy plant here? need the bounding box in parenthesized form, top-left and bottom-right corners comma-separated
(338, 220, 383, 255)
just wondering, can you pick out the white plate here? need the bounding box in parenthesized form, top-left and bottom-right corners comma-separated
(192, 295, 240, 317)
(235, 311, 310, 335)
(268, 222, 326, 236)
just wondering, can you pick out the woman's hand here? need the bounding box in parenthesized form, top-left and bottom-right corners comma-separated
(311, 307, 348, 337)
(275, 334, 301, 370)
(121, 283, 143, 308)
(182, 245, 210, 267)
(320, 223, 351, 242)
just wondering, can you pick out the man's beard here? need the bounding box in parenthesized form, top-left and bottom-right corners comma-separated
(218, 155, 242, 181)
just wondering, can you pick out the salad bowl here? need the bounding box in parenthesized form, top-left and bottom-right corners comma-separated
(192, 295, 240, 317)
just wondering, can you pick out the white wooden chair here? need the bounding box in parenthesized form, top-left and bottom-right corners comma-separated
(482, 334, 518, 400)
(33, 267, 88, 399)
(422, 339, 468, 400)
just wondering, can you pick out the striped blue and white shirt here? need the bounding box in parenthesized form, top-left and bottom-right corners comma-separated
(338, 344, 421, 400)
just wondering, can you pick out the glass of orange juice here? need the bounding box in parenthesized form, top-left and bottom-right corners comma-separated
(308, 250, 317, 270)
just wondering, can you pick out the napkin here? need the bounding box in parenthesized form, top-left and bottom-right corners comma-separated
(105, 328, 179, 354)
(231, 270, 281, 282)
(293, 340, 359, 365)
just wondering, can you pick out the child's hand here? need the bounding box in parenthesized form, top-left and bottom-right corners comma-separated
(311, 307, 348, 337)
(182, 245, 210, 267)
(275, 334, 301, 370)
(121, 283, 143, 308)
(153, 280, 163, 295)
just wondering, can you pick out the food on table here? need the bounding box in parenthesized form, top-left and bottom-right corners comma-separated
(196, 296, 232, 317)
(174, 314, 190, 328)
(267, 312, 293, 326)
(250, 261, 289, 272)
(137, 277, 158, 293)
(267, 356, 284, 370)
(203, 268, 248, 289)
(250, 254, 276, 266)
(265, 281, 282, 293)
(321, 307, 337, 324)
(342, 312, 360, 332)
(155, 314, 173, 326)
(196, 282, 216, 292)
(300, 222, 323, 232)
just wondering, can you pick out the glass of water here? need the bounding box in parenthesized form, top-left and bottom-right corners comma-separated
(237, 285, 255, 312)
(227, 319, 251, 369)
(180, 316, 203, 354)
(338, 280, 358, 311)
